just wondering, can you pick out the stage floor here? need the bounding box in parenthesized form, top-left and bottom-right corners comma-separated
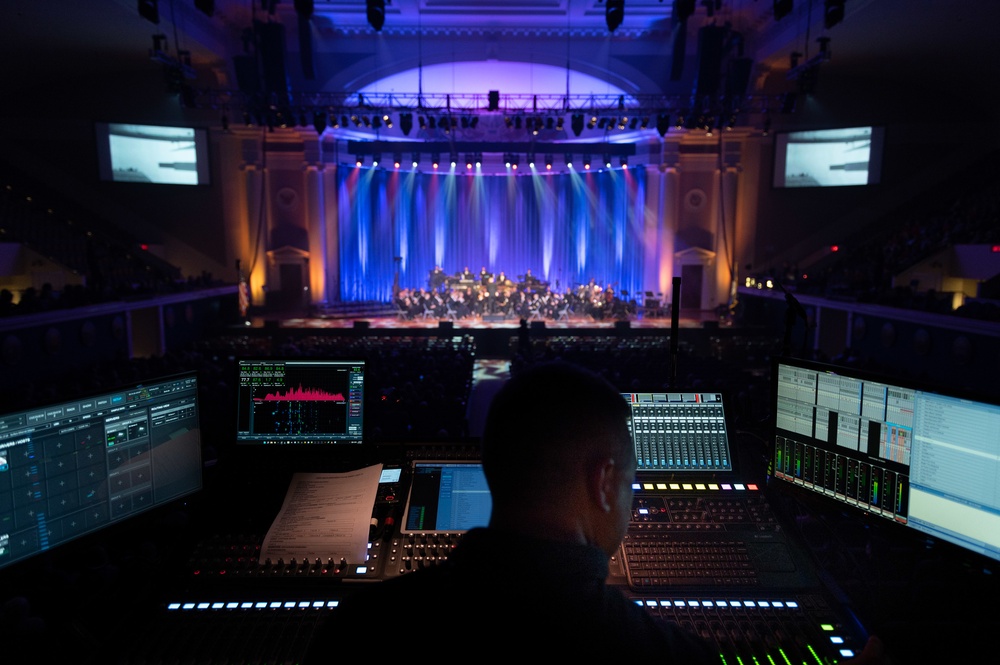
(257, 310, 723, 331)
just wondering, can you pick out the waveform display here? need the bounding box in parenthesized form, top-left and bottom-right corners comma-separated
(254, 384, 346, 402)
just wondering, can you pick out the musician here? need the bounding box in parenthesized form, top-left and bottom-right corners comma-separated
(460, 266, 475, 281)
(429, 265, 447, 291)
(479, 266, 493, 286)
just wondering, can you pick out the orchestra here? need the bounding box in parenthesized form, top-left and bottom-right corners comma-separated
(395, 266, 638, 322)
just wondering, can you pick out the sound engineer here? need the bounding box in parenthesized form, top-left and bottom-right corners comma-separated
(306, 361, 888, 662)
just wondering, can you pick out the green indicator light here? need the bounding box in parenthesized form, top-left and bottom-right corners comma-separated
(821, 624, 835, 631)
(807, 643, 823, 665)
(777, 648, 792, 665)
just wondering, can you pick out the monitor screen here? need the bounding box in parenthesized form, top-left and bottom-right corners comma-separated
(621, 392, 733, 472)
(235, 359, 365, 446)
(0, 372, 203, 573)
(773, 126, 884, 188)
(771, 357, 1000, 564)
(95, 121, 211, 185)
(401, 461, 492, 534)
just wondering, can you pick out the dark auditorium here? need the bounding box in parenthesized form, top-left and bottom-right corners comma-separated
(2, 2, 999, 663)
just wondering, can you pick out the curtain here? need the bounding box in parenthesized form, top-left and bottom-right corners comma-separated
(336, 165, 650, 302)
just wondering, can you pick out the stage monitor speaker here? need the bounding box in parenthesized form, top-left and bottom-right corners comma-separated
(353, 320, 370, 329)
(530, 321, 546, 330)
(703, 320, 719, 330)
(438, 320, 454, 332)
(614, 320, 631, 331)
(264, 319, 280, 330)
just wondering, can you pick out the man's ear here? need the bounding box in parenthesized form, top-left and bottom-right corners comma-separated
(588, 457, 617, 513)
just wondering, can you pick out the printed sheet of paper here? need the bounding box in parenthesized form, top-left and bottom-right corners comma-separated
(260, 464, 382, 565)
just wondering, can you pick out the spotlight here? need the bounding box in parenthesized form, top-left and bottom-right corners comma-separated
(393, 153, 401, 168)
(528, 153, 536, 169)
(383, 113, 393, 129)
(588, 115, 598, 130)
(774, 0, 793, 22)
(544, 154, 553, 170)
(372, 153, 381, 167)
(604, 154, 612, 168)
(372, 115, 382, 129)
(621, 156, 628, 169)
(605, 0, 624, 32)
(470, 116, 479, 129)
(656, 113, 671, 136)
(431, 153, 440, 169)
(465, 154, 474, 170)
(412, 152, 420, 168)
(450, 153, 458, 167)
(583, 155, 591, 170)
(564, 153, 573, 169)
(475, 153, 483, 167)
(629, 117, 638, 130)
(418, 115, 427, 130)
(312, 111, 326, 134)
(640, 116, 649, 130)
(556, 117, 564, 132)
(366, 0, 385, 31)
(355, 155, 364, 167)
(400, 112, 413, 136)
(571, 113, 584, 137)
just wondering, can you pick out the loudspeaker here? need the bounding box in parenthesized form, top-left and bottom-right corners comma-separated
(264, 320, 280, 330)
(530, 321, 546, 330)
(257, 21, 289, 95)
(488, 90, 500, 111)
(614, 320, 631, 331)
(694, 25, 727, 98)
(353, 320, 370, 329)
(438, 320, 454, 332)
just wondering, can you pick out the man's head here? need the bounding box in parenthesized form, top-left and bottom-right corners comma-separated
(481, 361, 636, 555)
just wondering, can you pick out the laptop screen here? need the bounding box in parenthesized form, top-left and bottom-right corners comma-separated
(401, 461, 492, 534)
(771, 356, 1000, 564)
(0, 372, 203, 573)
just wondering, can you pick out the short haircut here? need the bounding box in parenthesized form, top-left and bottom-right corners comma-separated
(481, 361, 633, 502)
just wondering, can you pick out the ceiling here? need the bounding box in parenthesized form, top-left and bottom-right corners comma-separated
(1, 1, 999, 137)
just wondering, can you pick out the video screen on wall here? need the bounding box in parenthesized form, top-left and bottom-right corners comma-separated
(95, 122, 210, 185)
(773, 126, 884, 188)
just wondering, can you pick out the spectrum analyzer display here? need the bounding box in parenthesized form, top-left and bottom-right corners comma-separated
(235, 359, 366, 445)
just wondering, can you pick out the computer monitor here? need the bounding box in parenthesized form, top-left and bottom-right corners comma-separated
(235, 359, 366, 446)
(0, 372, 203, 573)
(401, 461, 492, 534)
(771, 356, 1000, 564)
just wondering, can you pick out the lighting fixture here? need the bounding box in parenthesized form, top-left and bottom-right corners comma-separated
(367, 0, 385, 31)
(606, 0, 624, 32)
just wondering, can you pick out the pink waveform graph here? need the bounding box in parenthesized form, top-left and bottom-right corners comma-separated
(256, 384, 346, 402)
